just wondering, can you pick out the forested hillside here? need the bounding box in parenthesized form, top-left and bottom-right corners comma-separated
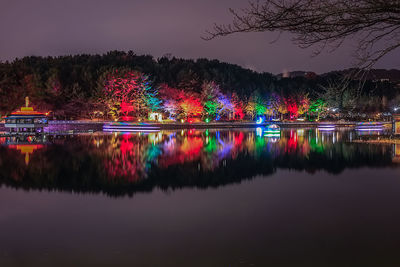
(0, 51, 398, 120)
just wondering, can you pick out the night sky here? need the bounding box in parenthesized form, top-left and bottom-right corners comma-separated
(1, 0, 399, 74)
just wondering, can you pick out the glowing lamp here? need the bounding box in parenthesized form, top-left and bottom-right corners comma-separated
(256, 117, 265, 125)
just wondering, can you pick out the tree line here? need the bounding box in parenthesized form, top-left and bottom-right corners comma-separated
(0, 51, 399, 120)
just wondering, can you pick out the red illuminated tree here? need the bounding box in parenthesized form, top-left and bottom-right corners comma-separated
(232, 93, 245, 120)
(285, 97, 298, 120)
(180, 91, 203, 120)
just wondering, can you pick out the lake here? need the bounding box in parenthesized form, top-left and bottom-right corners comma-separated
(0, 127, 400, 266)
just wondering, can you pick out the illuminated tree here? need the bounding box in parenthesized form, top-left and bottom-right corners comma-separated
(277, 99, 288, 120)
(203, 100, 218, 119)
(201, 81, 234, 121)
(268, 93, 281, 120)
(101, 69, 161, 120)
(245, 97, 255, 119)
(159, 84, 182, 120)
(232, 92, 244, 120)
(201, 81, 221, 120)
(285, 97, 298, 120)
(162, 99, 179, 120)
(246, 91, 266, 119)
(216, 93, 234, 120)
(180, 92, 203, 119)
(309, 99, 327, 121)
(297, 94, 310, 117)
(142, 78, 162, 114)
(255, 102, 266, 117)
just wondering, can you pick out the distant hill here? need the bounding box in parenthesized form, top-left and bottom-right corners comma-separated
(276, 71, 316, 79)
(277, 69, 400, 83)
(321, 69, 400, 82)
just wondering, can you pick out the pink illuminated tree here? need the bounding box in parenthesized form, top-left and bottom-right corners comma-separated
(101, 69, 160, 120)
(159, 84, 182, 120)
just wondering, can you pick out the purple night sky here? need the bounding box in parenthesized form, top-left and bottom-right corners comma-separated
(1, 0, 399, 74)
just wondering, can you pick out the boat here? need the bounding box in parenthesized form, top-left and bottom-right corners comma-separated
(103, 122, 161, 133)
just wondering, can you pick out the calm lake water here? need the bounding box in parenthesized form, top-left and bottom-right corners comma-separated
(1, 127, 400, 266)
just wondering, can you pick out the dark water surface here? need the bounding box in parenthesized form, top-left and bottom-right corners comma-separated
(1, 128, 400, 266)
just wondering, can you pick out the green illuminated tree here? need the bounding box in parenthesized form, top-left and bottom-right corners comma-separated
(309, 99, 327, 121)
(201, 81, 220, 120)
(246, 90, 267, 119)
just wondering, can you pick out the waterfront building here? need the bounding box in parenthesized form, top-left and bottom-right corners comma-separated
(4, 97, 48, 135)
(394, 114, 400, 135)
(148, 112, 163, 122)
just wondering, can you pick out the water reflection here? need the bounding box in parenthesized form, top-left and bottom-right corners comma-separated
(0, 128, 397, 196)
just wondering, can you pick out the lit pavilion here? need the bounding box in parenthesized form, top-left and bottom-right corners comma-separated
(394, 114, 400, 135)
(5, 97, 48, 135)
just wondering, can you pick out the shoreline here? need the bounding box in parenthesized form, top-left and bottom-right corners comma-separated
(353, 138, 400, 145)
(46, 120, 393, 128)
(0, 121, 394, 134)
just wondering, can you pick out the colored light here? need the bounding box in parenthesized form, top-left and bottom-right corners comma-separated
(256, 117, 265, 124)
(355, 122, 384, 131)
(256, 127, 263, 137)
(103, 128, 160, 133)
(318, 125, 335, 131)
(103, 122, 161, 133)
(264, 133, 281, 137)
(356, 128, 383, 131)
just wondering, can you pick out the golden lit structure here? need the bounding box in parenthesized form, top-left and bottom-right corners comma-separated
(4, 97, 48, 135)
(393, 114, 400, 135)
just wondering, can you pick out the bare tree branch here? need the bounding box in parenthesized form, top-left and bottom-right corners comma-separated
(204, 0, 400, 70)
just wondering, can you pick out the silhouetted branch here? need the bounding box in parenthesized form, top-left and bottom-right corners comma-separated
(204, 0, 400, 69)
